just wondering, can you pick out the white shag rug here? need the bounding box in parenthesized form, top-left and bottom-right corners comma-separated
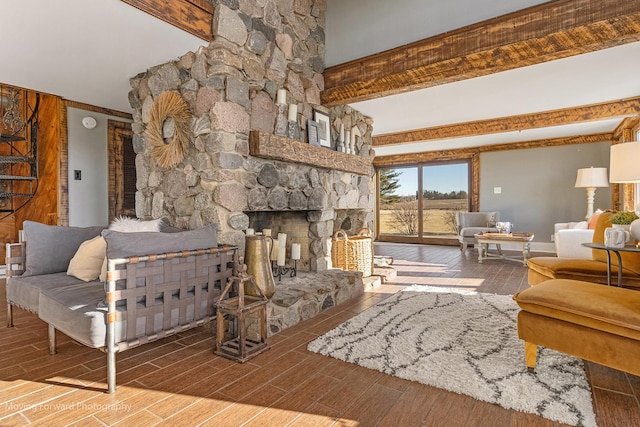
(308, 285, 596, 427)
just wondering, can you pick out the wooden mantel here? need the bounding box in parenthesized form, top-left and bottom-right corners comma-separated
(249, 131, 372, 176)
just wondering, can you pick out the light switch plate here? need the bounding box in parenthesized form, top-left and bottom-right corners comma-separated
(493, 187, 501, 194)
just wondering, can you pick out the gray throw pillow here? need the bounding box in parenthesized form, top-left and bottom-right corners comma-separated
(102, 224, 218, 259)
(22, 221, 104, 276)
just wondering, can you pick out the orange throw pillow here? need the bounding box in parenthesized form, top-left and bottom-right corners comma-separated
(588, 210, 603, 229)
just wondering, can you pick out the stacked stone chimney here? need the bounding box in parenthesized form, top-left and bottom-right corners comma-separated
(127, 0, 375, 271)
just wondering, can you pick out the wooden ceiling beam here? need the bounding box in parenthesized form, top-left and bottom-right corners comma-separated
(322, 0, 640, 106)
(373, 97, 640, 146)
(373, 132, 612, 168)
(120, 0, 213, 41)
(612, 116, 640, 142)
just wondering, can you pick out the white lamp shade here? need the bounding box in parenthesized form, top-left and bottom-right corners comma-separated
(610, 142, 640, 183)
(575, 167, 609, 188)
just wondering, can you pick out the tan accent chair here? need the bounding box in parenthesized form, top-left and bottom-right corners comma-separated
(527, 211, 640, 289)
(513, 279, 640, 376)
(455, 211, 499, 251)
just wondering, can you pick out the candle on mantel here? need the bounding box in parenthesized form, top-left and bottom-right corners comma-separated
(270, 241, 279, 261)
(288, 104, 297, 122)
(345, 130, 351, 151)
(276, 89, 287, 106)
(291, 243, 301, 260)
(263, 228, 271, 237)
(245, 228, 255, 236)
(277, 245, 286, 266)
(339, 123, 345, 142)
(277, 233, 287, 266)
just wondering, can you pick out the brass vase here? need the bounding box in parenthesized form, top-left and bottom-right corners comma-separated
(243, 235, 276, 298)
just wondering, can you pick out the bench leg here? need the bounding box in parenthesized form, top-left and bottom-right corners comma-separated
(107, 350, 117, 394)
(48, 324, 57, 355)
(7, 303, 13, 327)
(525, 341, 537, 371)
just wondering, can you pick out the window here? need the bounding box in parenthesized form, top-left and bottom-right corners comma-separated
(378, 161, 470, 244)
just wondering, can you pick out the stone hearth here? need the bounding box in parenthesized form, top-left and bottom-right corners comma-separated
(265, 269, 364, 336)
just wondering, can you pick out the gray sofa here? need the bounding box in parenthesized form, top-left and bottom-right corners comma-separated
(455, 211, 500, 251)
(6, 221, 237, 393)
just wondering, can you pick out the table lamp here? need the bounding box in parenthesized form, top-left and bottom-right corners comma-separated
(610, 141, 640, 244)
(575, 167, 609, 220)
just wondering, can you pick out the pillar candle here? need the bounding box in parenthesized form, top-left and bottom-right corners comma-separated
(277, 233, 287, 255)
(339, 123, 345, 142)
(263, 228, 271, 237)
(277, 244, 286, 266)
(245, 228, 254, 236)
(291, 243, 301, 260)
(288, 104, 297, 122)
(276, 89, 287, 106)
(270, 241, 279, 261)
(345, 130, 351, 152)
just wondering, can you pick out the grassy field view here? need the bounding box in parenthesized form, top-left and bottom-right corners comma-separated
(379, 199, 468, 236)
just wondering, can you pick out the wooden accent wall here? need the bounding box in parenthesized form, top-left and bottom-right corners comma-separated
(14, 94, 62, 228)
(108, 120, 135, 221)
(1, 89, 63, 261)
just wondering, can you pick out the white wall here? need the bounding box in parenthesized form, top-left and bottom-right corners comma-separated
(67, 107, 130, 227)
(325, 0, 547, 66)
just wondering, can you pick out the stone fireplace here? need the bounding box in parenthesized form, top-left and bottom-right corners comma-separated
(127, 1, 375, 272)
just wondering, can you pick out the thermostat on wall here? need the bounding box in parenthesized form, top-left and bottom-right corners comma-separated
(82, 116, 97, 129)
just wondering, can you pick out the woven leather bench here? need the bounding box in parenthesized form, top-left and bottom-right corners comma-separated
(513, 279, 640, 376)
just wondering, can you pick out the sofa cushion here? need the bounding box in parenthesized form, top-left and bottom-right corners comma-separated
(527, 256, 640, 288)
(590, 211, 640, 275)
(591, 211, 611, 261)
(459, 226, 499, 238)
(513, 279, 640, 340)
(23, 221, 104, 276)
(38, 281, 121, 348)
(102, 224, 218, 259)
(67, 236, 107, 282)
(38, 281, 206, 348)
(6, 272, 87, 313)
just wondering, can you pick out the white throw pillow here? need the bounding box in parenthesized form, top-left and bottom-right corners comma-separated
(67, 236, 107, 282)
(109, 216, 162, 232)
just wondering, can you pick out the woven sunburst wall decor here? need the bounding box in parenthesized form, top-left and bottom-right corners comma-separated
(145, 91, 191, 168)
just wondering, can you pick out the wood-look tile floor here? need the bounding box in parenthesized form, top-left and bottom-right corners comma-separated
(1, 243, 640, 426)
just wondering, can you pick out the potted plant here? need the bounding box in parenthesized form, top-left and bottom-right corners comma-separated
(610, 211, 639, 230)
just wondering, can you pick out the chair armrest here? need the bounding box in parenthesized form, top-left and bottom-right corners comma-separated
(554, 221, 588, 233)
(555, 229, 594, 259)
(5, 242, 25, 277)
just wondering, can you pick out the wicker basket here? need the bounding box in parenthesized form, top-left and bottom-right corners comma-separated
(331, 228, 373, 277)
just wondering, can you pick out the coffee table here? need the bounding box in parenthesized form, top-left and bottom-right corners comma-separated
(474, 232, 535, 265)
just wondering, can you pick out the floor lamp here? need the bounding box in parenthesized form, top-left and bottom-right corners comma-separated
(575, 167, 609, 220)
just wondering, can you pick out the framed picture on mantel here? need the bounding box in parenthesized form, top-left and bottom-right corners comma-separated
(313, 110, 332, 148)
(307, 120, 320, 146)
